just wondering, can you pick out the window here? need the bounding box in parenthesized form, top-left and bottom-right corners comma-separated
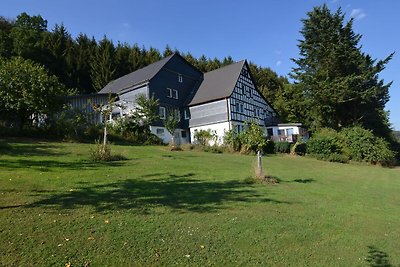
(172, 89, 178, 99)
(159, 106, 166, 119)
(240, 103, 244, 113)
(178, 74, 183, 83)
(184, 109, 190, 120)
(181, 130, 187, 138)
(156, 128, 164, 135)
(167, 88, 172, 98)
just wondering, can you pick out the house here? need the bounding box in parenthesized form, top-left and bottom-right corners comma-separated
(71, 53, 305, 144)
(188, 59, 279, 144)
(267, 123, 309, 143)
(99, 53, 203, 144)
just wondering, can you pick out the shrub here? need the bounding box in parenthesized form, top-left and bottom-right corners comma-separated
(340, 126, 395, 165)
(263, 140, 275, 154)
(224, 122, 270, 154)
(306, 128, 343, 156)
(203, 145, 224, 154)
(89, 140, 126, 162)
(291, 141, 307, 155)
(274, 141, 291, 153)
(194, 129, 217, 146)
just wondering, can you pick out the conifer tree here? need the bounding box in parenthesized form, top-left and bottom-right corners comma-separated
(291, 5, 393, 137)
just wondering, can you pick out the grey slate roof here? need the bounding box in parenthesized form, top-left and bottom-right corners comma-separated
(99, 54, 175, 94)
(189, 60, 245, 106)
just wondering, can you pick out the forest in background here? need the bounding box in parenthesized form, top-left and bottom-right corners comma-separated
(0, 12, 288, 106)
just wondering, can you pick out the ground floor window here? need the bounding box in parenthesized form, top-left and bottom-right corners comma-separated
(181, 130, 187, 138)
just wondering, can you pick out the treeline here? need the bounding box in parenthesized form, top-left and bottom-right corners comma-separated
(0, 12, 288, 99)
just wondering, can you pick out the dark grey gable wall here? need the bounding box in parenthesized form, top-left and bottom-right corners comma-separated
(149, 54, 203, 128)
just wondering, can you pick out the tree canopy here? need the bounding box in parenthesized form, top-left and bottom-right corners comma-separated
(0, 57, 68, 127)
(0, 12, 287, 104)
(290, 4, 393, 138)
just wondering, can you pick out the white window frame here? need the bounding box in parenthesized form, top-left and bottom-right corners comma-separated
(172, 89, 178, 99)
(184, 109, 190, 120)
(178, 74, 183, 83)
(156, 128, 165, 135)
(167, 88, 172, 98)
(159, 106, 166, 119)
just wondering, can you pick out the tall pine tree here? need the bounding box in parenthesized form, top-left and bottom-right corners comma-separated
(291, 5, 393, 138)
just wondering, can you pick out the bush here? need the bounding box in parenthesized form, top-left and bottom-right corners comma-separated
(340, 126, 395, 165)
(274, 141, 291, 153)
(306, 128, 343, 156)
(89, 140, 126, 162)
(194, 129, 217, 146)
(291, 141, 307, 155)
(224, 122, 270, 154)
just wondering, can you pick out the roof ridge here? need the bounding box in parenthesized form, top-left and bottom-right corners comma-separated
(204, 60, 246, 75)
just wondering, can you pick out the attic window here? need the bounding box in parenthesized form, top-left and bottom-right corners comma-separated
(172, 89, 178, 99)
(178, 74, 183, 83)
(167, 88, 172, 98)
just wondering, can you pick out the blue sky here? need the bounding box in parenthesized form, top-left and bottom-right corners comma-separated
(2, 0, 399, 130)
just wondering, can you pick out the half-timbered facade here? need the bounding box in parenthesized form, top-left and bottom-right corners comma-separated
(188, 60, 278, 144)
(72, 53, 300, 144)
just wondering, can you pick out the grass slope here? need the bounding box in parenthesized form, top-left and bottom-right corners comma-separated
(0, 139, 399, 266)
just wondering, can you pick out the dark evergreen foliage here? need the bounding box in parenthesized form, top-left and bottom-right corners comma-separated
(290, 5, 394, 138)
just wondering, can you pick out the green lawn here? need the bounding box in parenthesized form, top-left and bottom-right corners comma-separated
(0, 139, 399, 266)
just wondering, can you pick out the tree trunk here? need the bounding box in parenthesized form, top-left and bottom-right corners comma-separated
(257, 150, 263, 178)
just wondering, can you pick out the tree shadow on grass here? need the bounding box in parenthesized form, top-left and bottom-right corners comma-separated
(291, 178, 315, 183)
(0, 140, 68, 157)
(18, 173, 291, 213)
(0, 158, 127, 171)
(366, 246, 396, 267)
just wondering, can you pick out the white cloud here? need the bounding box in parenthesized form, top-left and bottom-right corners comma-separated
(276, 60, 282, 67)
(122, 22, 130, 28)
(350, 8, 366, 20)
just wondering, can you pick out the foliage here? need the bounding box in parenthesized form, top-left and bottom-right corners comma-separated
(290, 141, 307, 156)
(274, 141, 291, 154)
(164, 108, 180, 149)
(49, 105, 99, 140)
(240, 121, 268, 153)
(290, 5, 393, 138)
(194, 129, 217, 146)
(90, 36, 116, 91)
(133, 94, 160, 129)
(340, 126, 395, 165)
(0, 56, 67, 128)
(224, 122, 270, 154)
(307, 126, 396, 165)
(0, 12, 287, 101)
(106, 94, 162, 145)
(306, 128, 343, 156)
(89, 140, 126, 162)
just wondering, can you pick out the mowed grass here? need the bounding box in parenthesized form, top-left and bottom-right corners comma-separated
(0, 139, 399, 266)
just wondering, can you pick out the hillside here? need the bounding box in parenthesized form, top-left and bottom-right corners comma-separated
(0, 139, 399, 266)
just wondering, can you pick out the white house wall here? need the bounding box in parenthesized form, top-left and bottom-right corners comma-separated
(190, 121, 231, 145)
(150, 126, 189, 145)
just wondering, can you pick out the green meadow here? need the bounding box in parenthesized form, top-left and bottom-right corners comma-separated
(0, 139, 399, 266)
